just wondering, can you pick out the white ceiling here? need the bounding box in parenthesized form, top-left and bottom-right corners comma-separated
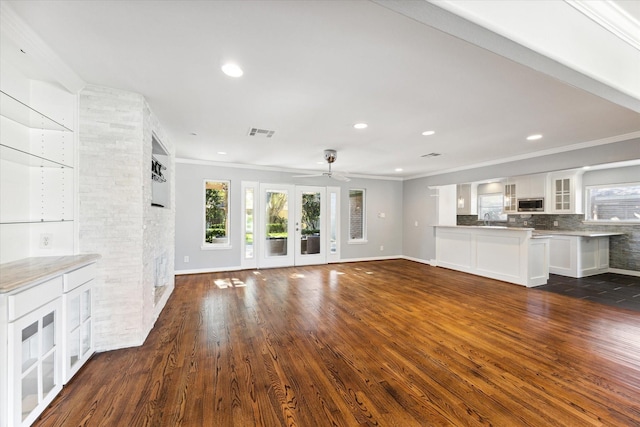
(4, 0, 640, 179)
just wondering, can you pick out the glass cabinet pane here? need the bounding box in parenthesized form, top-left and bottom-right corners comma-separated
(42, 352, 56, 396)
(81, 320, 91, 356)
(21, 321, 39, 372)
(42, 312, 55, 354)
(21, 367, 38, 421)
(81, 289, 91, 321)
(69, 328, 80, 367)
(69, 295, 80, 329)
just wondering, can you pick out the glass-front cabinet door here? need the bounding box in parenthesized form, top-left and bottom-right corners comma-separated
(63, 283, 92, 382)
(10, 298, 62, 427)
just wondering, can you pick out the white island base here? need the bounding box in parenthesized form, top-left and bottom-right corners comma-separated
(435, 226, 551, 287)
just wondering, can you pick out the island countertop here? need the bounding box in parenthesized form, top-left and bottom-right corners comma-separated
(532, 230, 624, 238)
(0, 254, 101, 294)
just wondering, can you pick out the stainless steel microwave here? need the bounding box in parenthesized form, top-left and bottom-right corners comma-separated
(518, 198, 544, 212)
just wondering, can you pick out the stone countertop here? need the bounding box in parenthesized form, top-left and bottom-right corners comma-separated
(436, 225, 535, 231)
(0, 254, 100, 294)
(532, 230, 625, 238)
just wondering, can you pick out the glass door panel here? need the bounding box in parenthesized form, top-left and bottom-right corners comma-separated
(295, 186, 326, 266)
(258, 184, 295, 268)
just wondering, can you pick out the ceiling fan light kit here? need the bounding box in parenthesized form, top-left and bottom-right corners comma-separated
(294, 149, 351, 182)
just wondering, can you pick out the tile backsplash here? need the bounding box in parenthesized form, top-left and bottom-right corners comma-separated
(456, 214, 639, 272)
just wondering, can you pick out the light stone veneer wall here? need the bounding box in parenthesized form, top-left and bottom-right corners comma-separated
(78, 85, 175, 351)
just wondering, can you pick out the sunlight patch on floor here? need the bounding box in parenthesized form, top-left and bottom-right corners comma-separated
(214, 278, 247, 288)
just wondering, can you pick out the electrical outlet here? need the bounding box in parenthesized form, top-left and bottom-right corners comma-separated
(184, 256, 190, 263)
(414, 221, 418, 227)
(380, 245, 384, 251)
(523, 221, 528, 226)
(553, 221, 558, 226)
(40, 233, 53, 249)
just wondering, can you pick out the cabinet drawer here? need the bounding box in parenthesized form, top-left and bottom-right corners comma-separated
(63, 263, 96, 292)
(8, 277, 63, 321)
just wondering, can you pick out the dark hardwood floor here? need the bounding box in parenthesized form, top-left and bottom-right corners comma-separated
(35, 260, 640, 426)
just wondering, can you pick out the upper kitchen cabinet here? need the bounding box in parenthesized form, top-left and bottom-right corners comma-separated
(503, 180, 517, 213)
(548, 171, 584, 214)
(515, 174, 547, 200)
(456, 183, 478, 215)
(0, 39, 79, 264)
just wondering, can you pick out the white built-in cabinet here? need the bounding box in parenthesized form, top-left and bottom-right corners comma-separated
(0, 84, 76, 264)
(0, 257, 97, 427)
(548, 172, 583, 214)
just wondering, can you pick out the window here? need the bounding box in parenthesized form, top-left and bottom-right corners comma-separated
(204, 180, 229, 246)
(349, 189, 366, 241)
(477, 193, 507, 222)
(585, 183, 640, 222)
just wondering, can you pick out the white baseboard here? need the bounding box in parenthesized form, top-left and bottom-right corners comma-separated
(401, 256, 438, 266)
(175, 265, 245, 275)
(608, 268, 640, 277)
(336, 255, 402, 263)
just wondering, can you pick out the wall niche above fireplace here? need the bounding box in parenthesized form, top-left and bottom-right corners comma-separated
(151, 134, 169, 208)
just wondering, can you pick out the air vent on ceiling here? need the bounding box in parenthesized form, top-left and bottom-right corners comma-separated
(248, 127, 275, 138)
(421, 152, 442, 158)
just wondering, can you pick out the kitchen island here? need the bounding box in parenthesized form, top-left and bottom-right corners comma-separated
(534, 230, 624, 278)
(435, 226, 550, 287)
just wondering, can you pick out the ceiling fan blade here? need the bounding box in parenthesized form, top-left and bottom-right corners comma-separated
(331, 174, 351, 182)
(292, 173, 325, 178)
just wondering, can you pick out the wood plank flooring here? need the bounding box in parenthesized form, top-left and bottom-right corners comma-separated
(35, 260, 640, 426)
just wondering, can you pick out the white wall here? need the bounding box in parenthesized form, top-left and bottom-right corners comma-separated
(174, 161, 403, 272)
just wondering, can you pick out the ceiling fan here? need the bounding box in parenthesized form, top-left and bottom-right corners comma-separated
(294, 149, 351, 182)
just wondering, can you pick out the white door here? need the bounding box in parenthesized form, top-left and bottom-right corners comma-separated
(258, 183, 295, 268)
(294, 186, 326, 266)
(257, 184, 331, 268)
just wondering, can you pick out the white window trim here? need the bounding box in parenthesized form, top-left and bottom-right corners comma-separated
(584, 181, 640, 223)
(203, 179, 231, 249)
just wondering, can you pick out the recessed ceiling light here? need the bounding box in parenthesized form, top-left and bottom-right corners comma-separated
(421, 130, 435, 136)
(583, 166, 591, 169)
(353, 123, 368, 129)
(316, 161, 325, 165)
(395, 168, 403, 172)
(526, 134, 543, 141)
(221, 63, 243, 77)
(217, 151, 227, 155)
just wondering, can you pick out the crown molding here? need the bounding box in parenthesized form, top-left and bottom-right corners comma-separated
(0, 2, 85, 93)
(565, 0, 640, 51)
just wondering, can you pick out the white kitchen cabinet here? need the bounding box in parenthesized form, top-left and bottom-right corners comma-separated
(0, 255, 99, 427)
(6, 284, 63, 427)
(515, 174, 547, 200)
(548, 172, 583, 214)
(62, 264, 95, 383)
(503, 182, 517, 213)
(549, 235, 610, 277)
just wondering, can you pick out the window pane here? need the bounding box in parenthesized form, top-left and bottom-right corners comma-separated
(244, 188, 254, 258)
(204, 181, 229, 244)
(586, 183, 640, 221)
(478, 193, 507, 222)
(349, 189, 365, 240)
(330, 192, 337, 254)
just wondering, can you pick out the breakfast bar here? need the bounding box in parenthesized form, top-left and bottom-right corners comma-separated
(435, 226, 551, 287)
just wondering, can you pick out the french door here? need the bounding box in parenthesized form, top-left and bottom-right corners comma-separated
(252, 184, 331, 268)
